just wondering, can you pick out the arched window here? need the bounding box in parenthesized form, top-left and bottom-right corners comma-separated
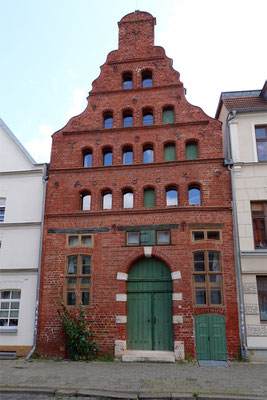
(162, 107, 174, 124)
(143, 109, 154, 125)
(103, 148, 113, 166)
(83, 150, 92, 167)
(123, 110, 133, 127)
(142, 70, 152, 88)
(123, 191, 133, 209)
(123, 147, 133, 165)
(144, 188, 155, 207)
(102, 191, 112, 210)
(123, 72, 133, 90)
(186, 141, 198, 159)
(164, 143, 176, 161)
(189, 186, 201, 205)
(143, 146, 154, 163)
(81, 193, 91, 210)
(166, 188, 178, 206)
(103, 112, 113, 129)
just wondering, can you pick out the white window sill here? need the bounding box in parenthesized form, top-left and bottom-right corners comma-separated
(0, 328, 18, 333)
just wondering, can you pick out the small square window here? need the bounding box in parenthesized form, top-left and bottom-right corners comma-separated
(192, 231, 204, 241)
(69, 236, 79, 246)
(207, 231, 220, 241)
(81, 235, 92, 246)
(157, 231, 170, 244)
(127, 232, 139, 245)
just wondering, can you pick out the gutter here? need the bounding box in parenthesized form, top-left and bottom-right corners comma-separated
(225, 111, 249, 360)
(25, 163, 49, 360)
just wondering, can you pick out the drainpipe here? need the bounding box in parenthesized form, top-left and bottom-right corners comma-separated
(26, 163, 49, 360)
(225, 111, 248, 360)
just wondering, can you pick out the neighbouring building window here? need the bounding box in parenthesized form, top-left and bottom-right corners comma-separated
(126, 232, 139, 246)
(189, 186, 201, 205)
(66, 255, 91, 306)
(81, 193, 91, 210)
(157, 231, 170, 245)
(103, 112, 113, 129)
(123, 147, 133, 164)
(103, 149, 113, 166)
(123, 191, 133, 209)
(251, 201, 267, 248)
(142, 70, 152, 88)
(186, 142, 198, 159)
(162, 107, 174, 124)
(143, 109, 154, 125)
(192, 230, 221, 242)
(255, 125, 267, 161)
(102, 192, 112, 210)
(0, 198, 6, 222)
(123, 72, 133, 90)
(0, 290, 21, 327)
(144, 188, 155, 207)
(68, 234, 92, 247)
(166, 188, 178, 206)
(123, 110, 133, 127)
(193, 251, 223, 306)
(143, 146, 154, 163)
(164, 143, 176, 161)
(257, 276, 267, 321)
(83, 151, 92, 167)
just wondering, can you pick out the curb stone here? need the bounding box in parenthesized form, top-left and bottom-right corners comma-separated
(0, 387, 55, 395)
(77, 390, 138, 399)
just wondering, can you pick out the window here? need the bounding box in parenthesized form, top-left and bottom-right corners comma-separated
(123, 191, 133, 209)
(162, 107, 174, 124)
(81, 193, 91, 211)
(123, 147, 133, 164)
(126, 232, 139, 246)
(257, 276, 267, 321)
(193, 251, 223, 306)
(186, 142, 198, 159)
(0, 198, 6, 222)
(164, 143, 176, 161)
(102, 192, 112, 210)
(66, 255, 91, 306)
(83, 151, 92, 167)
(144, 188, 155, 207)
(189, 186, 201, 205)
(143, 109, 154, 125)
(0, 290, 21, 327)
(157, 231, 170, 245)
(123, 72, 133, 90)
(103, 149, 113, 166)
(103, 112, 113, 129)
(251, 201, 267, 248)
(143, 146, 154, 163)
(192, 230, 221, 242)
(142, 70, 152, 88)
(68, 234, 92, 247)
(123, 110, 133, 127)
(166, 189, 178, 206)
(255, 125, 267, 161)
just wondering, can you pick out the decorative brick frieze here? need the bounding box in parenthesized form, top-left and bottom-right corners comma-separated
(247, 325, 267, 337)
(243, 283, 257, 294)
(245, 305, 259, 315)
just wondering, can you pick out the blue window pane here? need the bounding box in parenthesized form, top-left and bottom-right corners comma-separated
(189, 188, 201, 205)
(104, 116, 113, 129)
(143, 149, 154, 163)
(123, 151, 133, 164)
(123, 80, 132, 90)
(83, 153, 92, 167)
(143, 113, 153, 125)
(123, 116, 133, 127)
(166, 190, 178, 206)
(103, 151, 112, 166)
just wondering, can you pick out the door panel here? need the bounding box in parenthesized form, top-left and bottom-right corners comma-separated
(194, 315, 210, 360)
(153, 292, 174, 350)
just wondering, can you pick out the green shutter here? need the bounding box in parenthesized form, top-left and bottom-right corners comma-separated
(164, 144, 176, 161)
(140, 230, 156, 246)
(186, 143, 198, 159)
(144, 189, 155, 207)
(163, 109, 174, 124)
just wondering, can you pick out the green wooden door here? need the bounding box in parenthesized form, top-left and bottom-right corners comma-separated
(194, 314, 227, 360)
(127, 257, 173, 351)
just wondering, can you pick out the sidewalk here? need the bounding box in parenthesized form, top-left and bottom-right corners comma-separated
(0, 358, 266, 399)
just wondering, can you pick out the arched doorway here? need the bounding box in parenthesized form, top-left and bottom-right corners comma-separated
(127, 257, 174, 351)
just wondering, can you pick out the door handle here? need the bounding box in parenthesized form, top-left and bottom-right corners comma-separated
(147, 319, 150, 323)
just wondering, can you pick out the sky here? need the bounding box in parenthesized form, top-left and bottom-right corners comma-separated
(1, 0, 266, 164)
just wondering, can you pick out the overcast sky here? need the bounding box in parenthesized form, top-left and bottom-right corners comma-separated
(1, 0, 266, 163)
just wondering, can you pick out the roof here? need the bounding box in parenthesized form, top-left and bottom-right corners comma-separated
(215, 80, 267, 118)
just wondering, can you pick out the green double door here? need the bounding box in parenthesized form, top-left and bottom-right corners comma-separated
(127, 257, 174, 351)
(194, 314, 227, 360)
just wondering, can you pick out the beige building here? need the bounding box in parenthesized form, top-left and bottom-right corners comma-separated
(216, 81, 267, 361)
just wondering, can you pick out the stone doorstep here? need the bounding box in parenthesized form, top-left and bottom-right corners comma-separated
(122, 350, 175, 363)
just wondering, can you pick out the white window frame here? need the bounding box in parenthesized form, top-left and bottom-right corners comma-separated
(0, 290, 21, 331)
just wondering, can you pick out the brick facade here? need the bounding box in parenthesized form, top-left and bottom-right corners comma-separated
(37, 11, 240, 360)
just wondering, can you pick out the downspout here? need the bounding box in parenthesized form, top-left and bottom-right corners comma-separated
(224, 111, 248, 360)
(26, 163, 49, 360)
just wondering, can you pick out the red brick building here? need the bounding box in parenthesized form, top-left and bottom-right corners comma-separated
(37, 11, 240, 361)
